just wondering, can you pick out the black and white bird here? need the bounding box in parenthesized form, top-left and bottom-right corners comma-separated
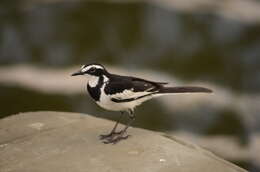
(72, 63, 212, 144)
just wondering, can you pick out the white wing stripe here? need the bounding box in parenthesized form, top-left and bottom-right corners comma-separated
(110, 89, 156, 100)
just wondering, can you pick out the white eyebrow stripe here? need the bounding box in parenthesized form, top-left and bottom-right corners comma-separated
(81, 65, 104, 72)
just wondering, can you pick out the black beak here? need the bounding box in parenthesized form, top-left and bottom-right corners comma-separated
(71, 71, 83, 76)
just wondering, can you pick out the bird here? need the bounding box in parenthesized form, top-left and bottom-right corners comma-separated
(71, 63, 212, 144)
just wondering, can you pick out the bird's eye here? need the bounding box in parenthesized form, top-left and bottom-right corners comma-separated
(89, 67, 96, 73)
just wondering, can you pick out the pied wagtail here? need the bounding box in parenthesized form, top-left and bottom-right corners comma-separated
(72, 63, 212, 144)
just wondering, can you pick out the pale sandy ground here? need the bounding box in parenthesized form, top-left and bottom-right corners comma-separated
(0, 111, 247, 172)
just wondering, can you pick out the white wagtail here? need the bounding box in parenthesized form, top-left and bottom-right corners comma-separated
(72, 63, 212, 144)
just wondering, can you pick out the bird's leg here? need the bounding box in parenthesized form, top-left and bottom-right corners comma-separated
(104, 110, 135, 144)
(99, 112, 124, 140)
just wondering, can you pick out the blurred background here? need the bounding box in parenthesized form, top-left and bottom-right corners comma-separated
(1, 0, 260, 171)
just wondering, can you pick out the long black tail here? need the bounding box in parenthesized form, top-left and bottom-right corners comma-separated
(159, 86, 212, 94)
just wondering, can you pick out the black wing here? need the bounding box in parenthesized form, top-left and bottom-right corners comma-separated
(104, 75, 165, 102)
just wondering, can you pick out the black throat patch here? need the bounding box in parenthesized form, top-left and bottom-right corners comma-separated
(87, 76, 104, 101)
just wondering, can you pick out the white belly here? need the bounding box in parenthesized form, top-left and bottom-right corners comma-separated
(96, 86, 154, 112)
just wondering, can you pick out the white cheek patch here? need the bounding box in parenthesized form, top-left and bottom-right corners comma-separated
(88, 76, 99, 87)
(103, 75, 109, 82)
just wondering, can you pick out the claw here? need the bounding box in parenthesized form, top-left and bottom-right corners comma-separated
(103, 134, 131, 144)
(99, 131, 123, 140)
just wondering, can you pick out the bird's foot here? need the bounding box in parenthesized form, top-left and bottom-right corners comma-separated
(99, 131, 123, 140)
(103, 134, 130, 144)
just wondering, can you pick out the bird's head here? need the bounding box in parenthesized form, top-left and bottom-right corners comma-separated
(71, 63, 108, 78)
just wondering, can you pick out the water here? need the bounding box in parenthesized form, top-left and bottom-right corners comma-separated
(1, 1, 260, 170)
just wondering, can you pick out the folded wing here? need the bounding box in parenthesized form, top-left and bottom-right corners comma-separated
(104, 77, 163, 102)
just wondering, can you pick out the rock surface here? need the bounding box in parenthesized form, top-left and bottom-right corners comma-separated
(0, 111, 247, 172)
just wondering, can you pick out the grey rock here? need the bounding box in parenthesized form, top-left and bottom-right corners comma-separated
(0, 111, 247, 172)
